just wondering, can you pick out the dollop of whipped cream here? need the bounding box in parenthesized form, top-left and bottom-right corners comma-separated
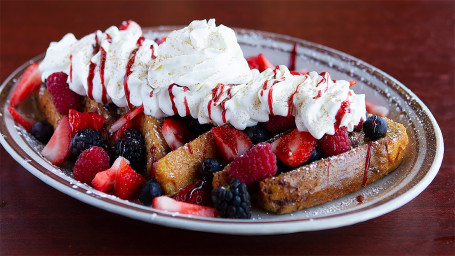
(145, 19, 252, 118)
(39, 19, 366, 139)
(39, 21, 157, 108)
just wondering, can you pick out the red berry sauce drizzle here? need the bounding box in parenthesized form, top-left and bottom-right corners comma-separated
(149, 145, 157, 178)
(168, 83, 191, 116)
(186, 144, 193, 154)
(289, 43, 297, 71)
(124, 36, 145, 109)
(87, 31, 110, 104)
(69, 54, 73, 83)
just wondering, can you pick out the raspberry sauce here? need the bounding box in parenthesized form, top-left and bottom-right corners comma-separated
(69, 54, 73, 83)
(289, 43, 297, 71)
(168, 83, 191, 116)
(99, 48, 108, 104)
(87, 61, 96, 100)
(124, 36, 145, 109)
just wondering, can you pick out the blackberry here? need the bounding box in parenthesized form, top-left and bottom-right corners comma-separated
(363, 115, 387, 139)
(32, 120, 53, 143)
(185, 116, 212, 135)
(245, 124, 270, 144)
(70, 128, 106, 158)
(200, 158, 223, 181)
(113, 128, 145, 172)
(139, 180, 162, 206)
(211, 178, 252, 219)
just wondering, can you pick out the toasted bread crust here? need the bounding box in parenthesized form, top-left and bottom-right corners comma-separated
(257, 118, 408, 214)
(155, 131, 221, 196)
(34, 85, 63, 129)
(138, 115, 169, 178)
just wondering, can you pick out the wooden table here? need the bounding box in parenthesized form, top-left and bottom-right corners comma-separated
(1, 0, 453, 254)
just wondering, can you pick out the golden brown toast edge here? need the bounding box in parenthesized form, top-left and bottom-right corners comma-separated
(34, 85, 63, 129)
(154, 131, 222, 196)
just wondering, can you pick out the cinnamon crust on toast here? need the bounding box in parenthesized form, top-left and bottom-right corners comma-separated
(34, 85, 63, 129)
(154, 131, 222, 196)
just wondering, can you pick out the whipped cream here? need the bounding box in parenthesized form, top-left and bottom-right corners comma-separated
(39, 19, 366, 139)
(39, 21, 157, 108)
(146, 19, 252, 118)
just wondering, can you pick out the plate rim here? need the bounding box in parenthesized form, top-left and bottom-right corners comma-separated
(0, 27, 444, 235)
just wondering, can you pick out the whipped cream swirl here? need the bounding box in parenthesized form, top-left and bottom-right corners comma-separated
(39, 21, 157, 108)
(39, 19, 366, 139)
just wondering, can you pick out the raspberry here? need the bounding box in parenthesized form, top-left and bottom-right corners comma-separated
(319, 127, 351, 157)
(228, 142, 277, 184)
(47, 72, 80, 115)
(211, 178, 252, 219)
(73, 146, 110, 184)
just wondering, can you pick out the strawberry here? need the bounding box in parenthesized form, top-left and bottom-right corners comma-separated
(153, 196, 218, 218)
(73, 146, 110, 184)
(92, 157, 128, 193)
(365, 100, 389, 117)
(263, 115, 296, 134)
(47, 72, 81, 115)
(319, 126, 351, 157)
(228, 142, 277, 184)
(41, 115, 71, 165)
(246, 54, 274, 72)
(275, 129, 317, 167)
(114, 159, 145, 200)
(9, 63, 42, 107)
(113, 121, 133, 141)
(161, 118, 195, 150)
(68, 109, 106, 137)
(7, 107, 35, 132)
(109, 105, 144, 133)
(212, 126, 252, 162)
(174, 179, 212, 206)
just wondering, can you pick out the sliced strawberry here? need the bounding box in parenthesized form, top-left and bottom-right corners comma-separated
(9, 63, 42, 107)
(228, 142, 277, 184)
(113, 121, 133, 141)
(174, 179, 212, 206)
(212, 126, 252, 162)
(114, 159, 145, 200)
(275, 129, 317, 167)
(68, 109, 106, 137)
(246, 54, 274, 72)
(92, 157, 128, 193)
(41, 115, 71, 165)
(262, 115, 296, 134)
(109, 105, 144, 133)
(161, 118, 195, 150)
(153, 196, 218, 218)
(365, 100, 389, 117)
(7, 107, 35, 132)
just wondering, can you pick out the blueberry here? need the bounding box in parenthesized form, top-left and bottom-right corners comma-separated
(200, 158, 223, 180)
(245, 124, 270, 144)
(363, 115, 387, 139)
(32, 120, 54, 143)
(139, 180, 162, 206)
(305, 148, 322, 164)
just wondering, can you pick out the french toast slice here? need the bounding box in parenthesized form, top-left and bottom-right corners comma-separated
(137, 114, 170, 178)
(34, 85, 63, 129)
(154, 130, 222, 196)
(259, 118, 408, 214)
(212, 118, 408, 214)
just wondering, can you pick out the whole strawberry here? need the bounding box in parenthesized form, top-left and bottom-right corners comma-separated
(47, 72, 80, 115)
(319, 127, 351, 157)
(73, 146, 110, 184)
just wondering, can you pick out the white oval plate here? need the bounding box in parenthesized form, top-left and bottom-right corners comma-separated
(0, 27, 444, 235)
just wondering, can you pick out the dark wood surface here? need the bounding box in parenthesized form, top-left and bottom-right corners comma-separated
(1, 0, 453, 255)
